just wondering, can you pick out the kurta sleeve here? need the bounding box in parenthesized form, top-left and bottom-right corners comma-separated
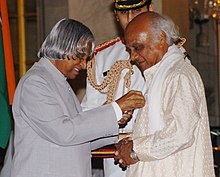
(17, 75, 118, 146)
(133, 70, 203, 161)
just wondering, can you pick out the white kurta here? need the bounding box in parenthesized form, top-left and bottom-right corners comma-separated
(81, 38, 145, 177)
(127, 46, 215, 177)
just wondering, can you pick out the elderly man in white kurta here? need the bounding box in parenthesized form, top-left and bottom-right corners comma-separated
(114, 12, 215, 177)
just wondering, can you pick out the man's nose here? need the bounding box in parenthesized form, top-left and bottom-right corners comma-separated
(127, 10, 133, 23)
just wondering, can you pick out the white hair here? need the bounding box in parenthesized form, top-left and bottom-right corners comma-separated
(37, 18, 95, 60)
(148, 12, 180, 45)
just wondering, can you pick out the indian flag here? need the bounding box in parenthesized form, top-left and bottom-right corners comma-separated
(0, 0, 16, 149)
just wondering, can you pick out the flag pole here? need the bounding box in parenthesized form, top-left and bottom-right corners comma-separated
(17, 0, 26, 78)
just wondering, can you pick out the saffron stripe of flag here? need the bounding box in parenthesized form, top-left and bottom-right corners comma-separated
(0, 0, 16, 105)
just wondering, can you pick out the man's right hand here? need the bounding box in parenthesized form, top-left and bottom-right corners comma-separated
(114, 138, 138, 167)
(115, 90, 145, 113)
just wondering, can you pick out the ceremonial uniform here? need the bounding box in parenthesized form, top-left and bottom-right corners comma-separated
(82, 1, 154, 177)
(81, 37, 145, 177)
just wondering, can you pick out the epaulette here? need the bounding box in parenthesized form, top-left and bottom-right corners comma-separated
(95, 37, 121, 55)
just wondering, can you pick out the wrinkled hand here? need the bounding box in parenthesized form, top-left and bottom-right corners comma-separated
(116, 90, 145, 113)
(114, 138, 138, 168)
(118, 110, 133, 128)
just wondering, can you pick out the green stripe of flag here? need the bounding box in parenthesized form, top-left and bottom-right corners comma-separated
(0, 18, 11, 149)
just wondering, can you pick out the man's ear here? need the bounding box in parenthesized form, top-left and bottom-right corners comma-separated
(160, 31, 166, 46)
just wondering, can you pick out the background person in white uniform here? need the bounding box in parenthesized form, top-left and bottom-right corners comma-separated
(81, 1, 153, 177)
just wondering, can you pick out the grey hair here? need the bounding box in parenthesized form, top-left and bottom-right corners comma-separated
(147, 12, 180, 45)
(37, 18, 95, 60)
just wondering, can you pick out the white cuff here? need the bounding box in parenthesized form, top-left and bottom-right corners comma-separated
(111, 102, 122, 121)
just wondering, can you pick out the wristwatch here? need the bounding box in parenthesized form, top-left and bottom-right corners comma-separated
(130, 149, 139, 161)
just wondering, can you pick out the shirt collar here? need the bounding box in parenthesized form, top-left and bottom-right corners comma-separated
(38, 57, 67, 81)
(143, 61, 161, 80)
